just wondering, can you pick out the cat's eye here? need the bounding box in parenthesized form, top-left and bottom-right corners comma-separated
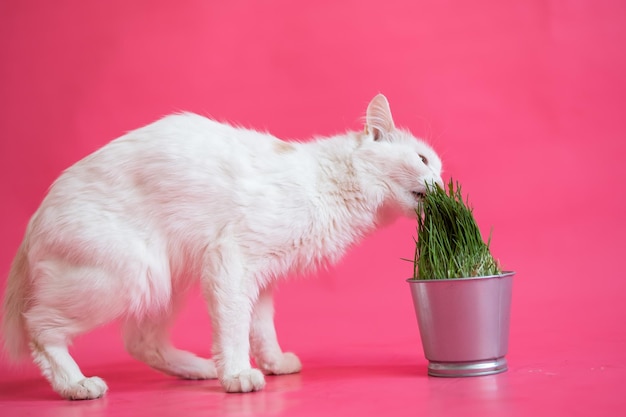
(419, 154, 428, 165)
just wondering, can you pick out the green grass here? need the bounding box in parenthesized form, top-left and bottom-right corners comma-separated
(411, 179, 501, 280)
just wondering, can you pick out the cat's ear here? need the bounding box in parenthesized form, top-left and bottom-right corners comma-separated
(365, 94, 395, 141)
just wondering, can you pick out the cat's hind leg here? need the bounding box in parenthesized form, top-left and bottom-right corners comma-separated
(31, 342, 108, 400)
(250, 287, 302, 376)
(23, 259, 119, 400)
(123, 310, 217, 380)
(26, 305, 108, 400)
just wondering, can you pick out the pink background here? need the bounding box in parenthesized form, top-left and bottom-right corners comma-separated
(1, 1, 625, 415)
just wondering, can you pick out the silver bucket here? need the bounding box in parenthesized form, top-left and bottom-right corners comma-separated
(407, 271, 515, 377)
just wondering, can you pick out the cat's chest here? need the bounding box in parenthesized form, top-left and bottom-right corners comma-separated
(245, 206, 365, 278)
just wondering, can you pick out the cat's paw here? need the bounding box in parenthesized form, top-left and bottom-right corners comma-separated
(221, 369, 266, 393)
(259, 352, 302, 375)
(60, 376, 108, 400)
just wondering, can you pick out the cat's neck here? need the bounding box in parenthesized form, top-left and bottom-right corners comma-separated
(296, 132, 391, 266)
(311, 132, 383, 208)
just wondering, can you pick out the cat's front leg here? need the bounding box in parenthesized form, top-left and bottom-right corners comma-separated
(204, 257, 265, 393)
(250, 287, 302, 376)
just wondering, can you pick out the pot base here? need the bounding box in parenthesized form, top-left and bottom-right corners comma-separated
(427, 357, 508, 377)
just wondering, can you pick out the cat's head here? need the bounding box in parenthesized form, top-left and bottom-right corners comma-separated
(359, 94, 443, 220)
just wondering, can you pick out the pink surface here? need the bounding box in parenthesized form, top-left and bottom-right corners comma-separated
(1, 1, 625, 416)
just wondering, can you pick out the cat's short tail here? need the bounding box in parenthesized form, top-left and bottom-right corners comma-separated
(2, 240, 32, 361)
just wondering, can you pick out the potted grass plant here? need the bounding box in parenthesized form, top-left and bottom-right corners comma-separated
(407, 179, 515, 377)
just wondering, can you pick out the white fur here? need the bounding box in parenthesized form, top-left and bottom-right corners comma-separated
(2, 95, 442, 399)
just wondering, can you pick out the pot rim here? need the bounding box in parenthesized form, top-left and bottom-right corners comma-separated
(406, 270, 515, 283)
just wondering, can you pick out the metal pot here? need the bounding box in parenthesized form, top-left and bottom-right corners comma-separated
(407, 271, 515, 377)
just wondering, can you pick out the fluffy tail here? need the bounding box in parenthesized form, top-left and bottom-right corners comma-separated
(2, 240, 31, 361)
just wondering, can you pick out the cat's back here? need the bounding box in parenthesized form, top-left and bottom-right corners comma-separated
(31, 113, 314, 233)
(87, 112, 284, 168)
(51, 112, 301, 192)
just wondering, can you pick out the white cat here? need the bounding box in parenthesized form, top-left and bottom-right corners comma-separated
(2, 94, 442, 400)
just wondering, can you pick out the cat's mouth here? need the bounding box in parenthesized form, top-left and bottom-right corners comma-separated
(411, 191, 426, 201)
